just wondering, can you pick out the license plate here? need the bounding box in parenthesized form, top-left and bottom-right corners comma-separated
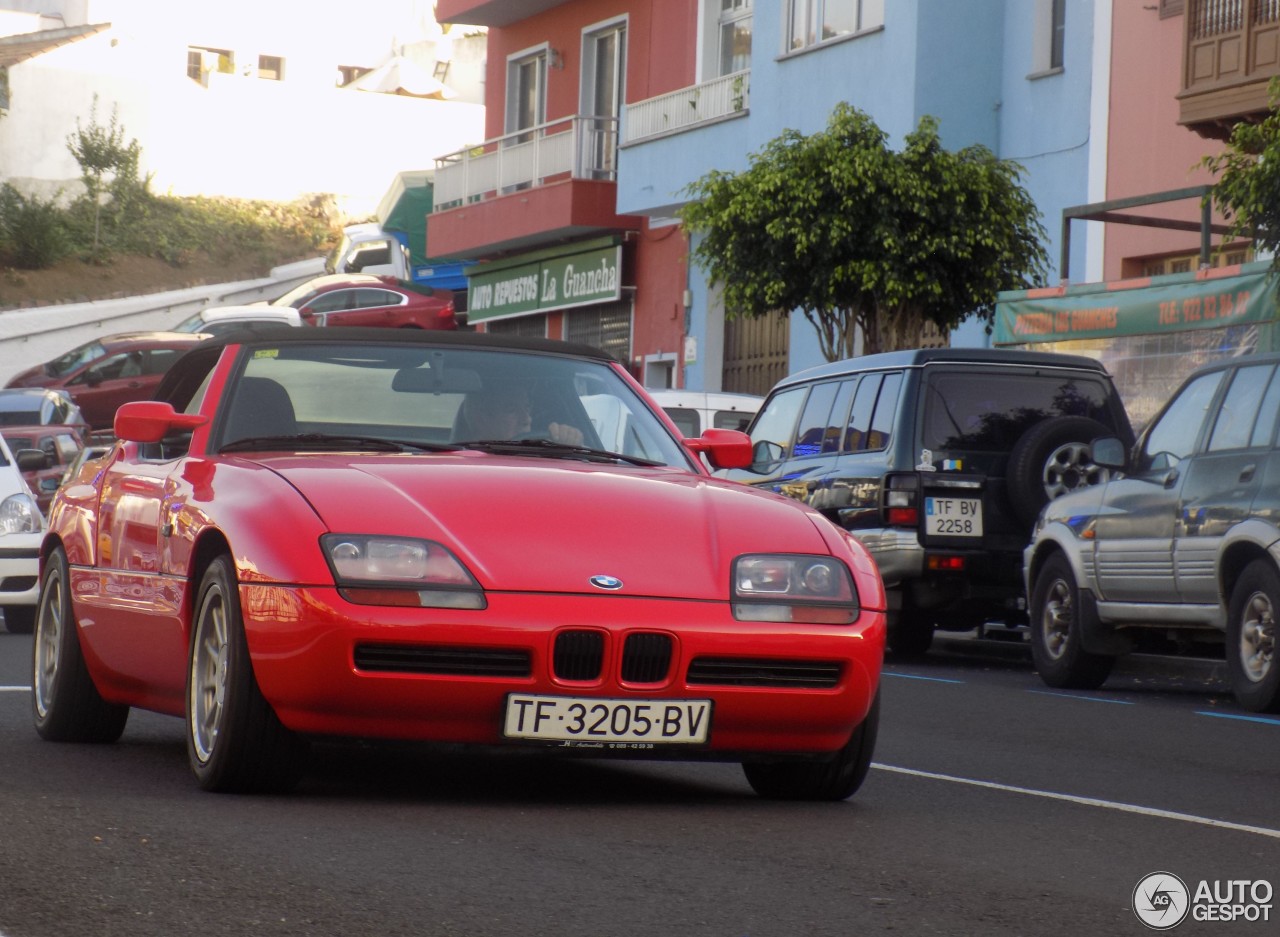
(504, 694, 712, 744)
(924, 496, 983, 536)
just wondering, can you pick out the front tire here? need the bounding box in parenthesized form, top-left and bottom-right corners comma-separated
(32, 547, 129, 743)
(1029, 553, 1114, 689)
(186, 555, 309, 793)
(1226, 559, 1280, 713)
(3, 605, 35, 634)
(742, 690, 880, 801)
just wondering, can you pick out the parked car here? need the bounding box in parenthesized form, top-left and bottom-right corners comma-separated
(1026, 352, 1280, 713)
(0, 432, 45, 634)
(33, 328, 886, 798)
(266, 274, 458, 330)
(720, 347, 1134, 656)
(5, 332, 209, 429)
(0, 425, 84, 514)
(0, 388, 86, 429)
(648, 389, 763, 437)
(172, 304, 303, 336)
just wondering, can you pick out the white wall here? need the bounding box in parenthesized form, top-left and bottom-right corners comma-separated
(0, 1, 486, 217)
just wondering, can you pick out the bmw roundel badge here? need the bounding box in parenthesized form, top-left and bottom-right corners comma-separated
(589, 574, 624, 590)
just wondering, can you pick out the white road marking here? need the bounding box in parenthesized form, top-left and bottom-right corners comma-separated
(873, 763, 1280, 840)
(0, 686, 30, 693)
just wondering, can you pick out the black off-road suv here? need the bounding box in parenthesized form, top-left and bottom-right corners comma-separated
(721, 348, 1134, 655)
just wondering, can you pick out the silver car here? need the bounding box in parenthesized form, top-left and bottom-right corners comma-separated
(1025, 353, 1280, 712)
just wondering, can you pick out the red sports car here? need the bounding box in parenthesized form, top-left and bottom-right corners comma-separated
(268, 274, 458, 330)
(33, 328, 885, 798)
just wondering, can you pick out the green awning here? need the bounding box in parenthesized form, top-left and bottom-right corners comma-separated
(994, 262, 1279, 345)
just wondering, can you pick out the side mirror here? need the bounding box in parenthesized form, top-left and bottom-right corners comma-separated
(1091, 436, 1127, 471)
(39, 477, 60, 493)
(16, 449, 47, 472)
(684, 428, 753, 470)
(748, 439, 787, 473)
(115, 401, 208, 443)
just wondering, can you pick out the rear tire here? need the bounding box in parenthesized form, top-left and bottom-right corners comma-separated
(186, 555, 309, 793)
(742, 691, 880, 801)
(3, 605, 35, 634)
(1226, 559, 1280, 713)
(887, 608, 934, 658)
(32, 547, 130, 743)
(1029, 553, 1114, 689)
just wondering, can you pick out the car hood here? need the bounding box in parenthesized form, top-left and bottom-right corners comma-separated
(5, 365, 53, 388)
(252, 453, 837, 599)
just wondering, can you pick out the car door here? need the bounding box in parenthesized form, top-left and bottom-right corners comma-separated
(331, 288, 407, 327)
(1175, 363, 1277, 604)
(1092, 369, 1225, 603)
(297, 289, 357, 326)
(88, 449, 189, 700)
(66, 351, 148, 427)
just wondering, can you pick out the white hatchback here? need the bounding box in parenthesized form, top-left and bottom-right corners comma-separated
(0, 433, 45, 633)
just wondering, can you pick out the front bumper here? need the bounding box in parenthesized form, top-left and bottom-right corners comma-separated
(0, 534, 42, 607)
(242, 585, 885, 757)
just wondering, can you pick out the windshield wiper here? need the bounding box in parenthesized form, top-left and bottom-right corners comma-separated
(461, 438, 664, 467)
(220, 433, 460, 454)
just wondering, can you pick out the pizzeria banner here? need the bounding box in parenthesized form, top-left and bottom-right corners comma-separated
(994, 266, 1280, 345)
(467, 243, 622, 323)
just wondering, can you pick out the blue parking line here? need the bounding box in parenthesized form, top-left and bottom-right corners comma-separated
(1196, 710, 1280, 726)
(882, 671, 965, 684)
(1029, 690, 1134, 704)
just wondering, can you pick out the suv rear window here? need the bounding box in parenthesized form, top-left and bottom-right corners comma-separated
(922, 371, 1113, 453)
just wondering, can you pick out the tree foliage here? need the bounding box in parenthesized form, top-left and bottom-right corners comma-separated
(679, 103, 1050, 358)
(65, 94, 147, 257)
(1201, 78, 1280, 263)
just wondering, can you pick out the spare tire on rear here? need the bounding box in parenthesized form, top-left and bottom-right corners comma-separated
(1006, 416, 1112, 528)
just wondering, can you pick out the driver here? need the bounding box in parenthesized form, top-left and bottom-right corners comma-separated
(460, 383, 584, 445)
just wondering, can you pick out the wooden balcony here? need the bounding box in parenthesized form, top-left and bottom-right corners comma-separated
(1180, 0, 1280, 138)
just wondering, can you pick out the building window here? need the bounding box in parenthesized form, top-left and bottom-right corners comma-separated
(719, 0, 752, 74)
(187, 46, 234, 83)
(1049, 0, 1066, 70)
(566, 303, 633, 363)
(506, 49, 548, 135)
(786, 0, 884, 52)
(1160, 0, 1184, 17)
(337, 65, 372, 86)
(258, 55, 284, 81)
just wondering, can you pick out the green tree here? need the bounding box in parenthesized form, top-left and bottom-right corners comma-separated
(1201, 78, 1280, 263)
(679, 103, 1050, 359)
(65, 95, 146, 256)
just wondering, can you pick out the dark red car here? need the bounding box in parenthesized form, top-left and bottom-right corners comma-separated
(268, 274, 457, 330)
(0, 424, 84, 513)
(5, 332, 207, 429)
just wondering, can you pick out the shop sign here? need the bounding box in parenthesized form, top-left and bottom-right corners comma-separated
(994, 268, 1280, 345)
(468, 245, 622, 322)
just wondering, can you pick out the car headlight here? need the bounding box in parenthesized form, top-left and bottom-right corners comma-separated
(320, 534, 485, 609)
(731, 554, 858, 624)
(0, 493, 42, 535)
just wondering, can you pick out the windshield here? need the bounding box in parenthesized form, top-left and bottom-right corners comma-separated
(48, 340, 106, 377)
(218, 341, 694, 468)
(270, 282, 325, 308)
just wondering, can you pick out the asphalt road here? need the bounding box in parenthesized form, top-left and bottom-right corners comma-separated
(1, 629, 1276, 937)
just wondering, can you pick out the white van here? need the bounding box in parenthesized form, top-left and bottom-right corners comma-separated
(647, 390, 763, 438)
(0, 433, 45, 633)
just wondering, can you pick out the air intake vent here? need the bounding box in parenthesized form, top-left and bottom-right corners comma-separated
(554, 630, 605, 681)
(686, 657, 842, 689)
(354, 644, 530, 677)
(621, 632, 673, 683)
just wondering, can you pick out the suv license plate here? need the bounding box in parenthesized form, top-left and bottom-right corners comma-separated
(504, 694, 712, 744)
(924, 496, 983, 537)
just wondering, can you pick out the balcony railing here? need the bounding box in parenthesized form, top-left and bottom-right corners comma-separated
(1182, 0, 1280, 133)
(622, 70, 750, 146)
(433, 116, 618, 211)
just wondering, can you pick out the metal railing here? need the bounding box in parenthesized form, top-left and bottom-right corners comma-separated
(622, 70, 750, 145)
(433, 115, 619, 211)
